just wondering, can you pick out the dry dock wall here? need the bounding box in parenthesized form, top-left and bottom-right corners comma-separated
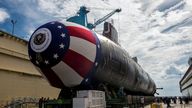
(0, 30, 60, 105)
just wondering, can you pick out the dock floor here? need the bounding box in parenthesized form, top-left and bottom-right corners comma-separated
(145, 102, 192, 108)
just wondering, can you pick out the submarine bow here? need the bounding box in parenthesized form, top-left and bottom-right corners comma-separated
(28, 21, 156, 96)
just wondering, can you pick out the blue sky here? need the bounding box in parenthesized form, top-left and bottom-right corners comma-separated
(0, 0, 32, 38)
(0, 0, 56, 39)
(0, 0, 192, 96)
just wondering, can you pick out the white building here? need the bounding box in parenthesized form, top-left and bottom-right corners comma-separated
(180, 58, 192, 97)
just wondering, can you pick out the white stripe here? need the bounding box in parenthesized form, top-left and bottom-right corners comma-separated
(69, 36, 96, 62)
(63, 21, 90, 31)
(51, 61, 83, 87)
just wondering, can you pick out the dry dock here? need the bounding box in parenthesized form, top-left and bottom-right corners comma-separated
(0, 30, 60, 106)
(145, 101, 192, 108)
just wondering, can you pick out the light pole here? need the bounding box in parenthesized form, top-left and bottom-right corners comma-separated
(11, 19, 17, 35)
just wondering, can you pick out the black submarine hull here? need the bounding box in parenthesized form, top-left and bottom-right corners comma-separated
(28, 21, 156, 96)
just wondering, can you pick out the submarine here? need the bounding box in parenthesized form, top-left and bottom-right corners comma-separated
(28, 6, 156, 97)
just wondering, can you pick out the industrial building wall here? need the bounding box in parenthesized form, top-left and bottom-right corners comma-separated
(0, 53, 40, 75)
(0, 69, 60, 104)
(180, 64, 192, 97)
(180, 76, 192, 97)
(0, 31, 60, 105)
(182, 87, 192, 97)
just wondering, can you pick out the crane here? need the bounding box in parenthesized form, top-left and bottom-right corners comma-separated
(67, 6, 121, 29)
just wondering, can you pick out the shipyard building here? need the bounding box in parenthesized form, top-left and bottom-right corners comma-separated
(180, 58, 192, 97)
(0, 30, 60, 106)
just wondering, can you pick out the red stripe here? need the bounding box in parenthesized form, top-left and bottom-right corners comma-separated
(41, 68, 64, 88)
(66, 26, 96, 44)
(62, 49, 93, 77)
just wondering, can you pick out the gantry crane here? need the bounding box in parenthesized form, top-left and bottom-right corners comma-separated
(67, 6, 121, 29)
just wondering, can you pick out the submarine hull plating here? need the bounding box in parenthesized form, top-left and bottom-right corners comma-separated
(28, 21, 156, 96)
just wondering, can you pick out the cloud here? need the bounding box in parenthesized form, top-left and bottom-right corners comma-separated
(157, 0, 183, 12)
(2, 0, 192, 96)
(17, 0, 192, 96)
(0, 8, 10, 23)
(115, 0, 192, 96)
(34, 0, 192, 96)
(165, 66, 182, 77)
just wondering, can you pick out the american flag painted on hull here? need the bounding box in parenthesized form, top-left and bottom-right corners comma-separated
(28, 21, 100, 88)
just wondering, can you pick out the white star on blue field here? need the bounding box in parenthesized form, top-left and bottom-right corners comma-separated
(1, 0, 192, 96)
